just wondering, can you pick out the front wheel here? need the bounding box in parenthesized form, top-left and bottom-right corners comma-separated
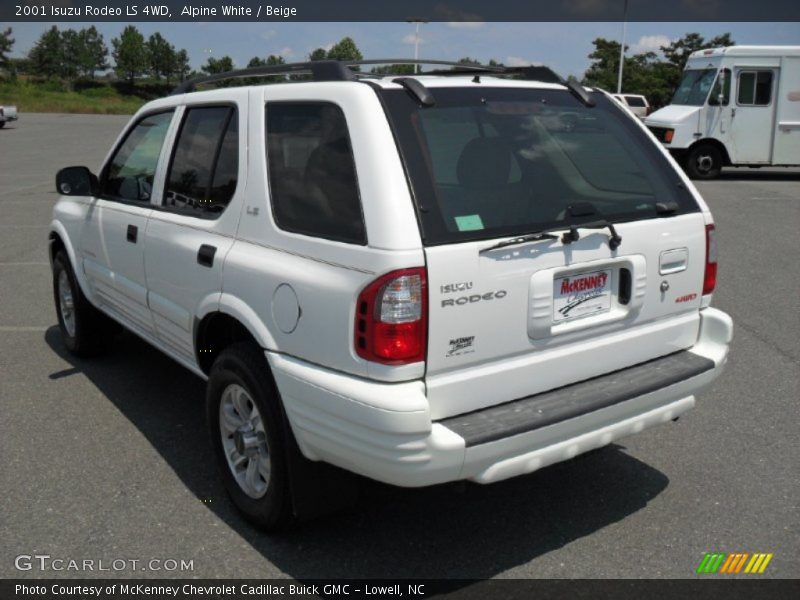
(684, 144, 723, 180)
(52, 250, 117, 356)
(206, 342, 293, 530)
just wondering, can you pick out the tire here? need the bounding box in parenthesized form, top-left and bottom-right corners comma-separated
(684, 144, 723, 180)
(206, 342, 293, 530)
(52, 250, 117, 356)
(0, 121, 5, 128)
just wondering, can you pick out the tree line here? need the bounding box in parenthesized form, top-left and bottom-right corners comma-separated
(0, 26, 734, 107)
(0, 26, 366, 88)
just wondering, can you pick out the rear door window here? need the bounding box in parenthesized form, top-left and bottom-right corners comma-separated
(265, 102, 366, 244)
(624, 95, 646, 107)
(164, 106, 238, 216)
(381, 87, 698, 245)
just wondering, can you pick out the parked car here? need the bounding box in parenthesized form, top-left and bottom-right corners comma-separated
(0, 104, 18, 128)
(49, 59, 732, 530)
(646, 45, 800, 179)
(612, 93, 650, 119)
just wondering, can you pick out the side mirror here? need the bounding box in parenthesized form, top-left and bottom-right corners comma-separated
(56, 166, 98, 196)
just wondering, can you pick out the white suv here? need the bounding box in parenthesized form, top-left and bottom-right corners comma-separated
(49, 60, 732, 530)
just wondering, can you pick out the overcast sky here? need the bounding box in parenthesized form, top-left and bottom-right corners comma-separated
(7, 21, 800, 78)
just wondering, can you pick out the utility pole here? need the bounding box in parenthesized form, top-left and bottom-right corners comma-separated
(406, 18, 428, 73)
(617, 0, 628, 94)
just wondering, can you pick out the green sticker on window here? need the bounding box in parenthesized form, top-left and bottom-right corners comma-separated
(455, 214, 484, 231)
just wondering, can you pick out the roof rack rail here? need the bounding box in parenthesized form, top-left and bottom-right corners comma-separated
(171, 60, 355, 94)
(171, 58, 578, 97)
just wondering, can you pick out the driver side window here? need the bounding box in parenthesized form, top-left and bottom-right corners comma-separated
(102, 111, 174, 202)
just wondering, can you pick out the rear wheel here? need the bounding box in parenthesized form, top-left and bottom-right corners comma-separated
(206, 342, 293, 530)
(684, 144, 723, 180)
(52, 250, 117, 356)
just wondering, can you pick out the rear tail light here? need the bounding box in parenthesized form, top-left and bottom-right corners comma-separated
(664, 128, 675, 143)
(703, 224, 718, 295)
(355, 268, 427, 365)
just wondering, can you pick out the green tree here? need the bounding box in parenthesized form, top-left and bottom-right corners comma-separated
(175, 49, 191, 82)
(59, 28, 82, 83)
(247, 56, 267, 68)
(29, 26, 63, 79)
(246, 54, 286, 83)
(582, 38, 624, 91)
(370, 64, 415, 75)
(112, 25, 148, 85)
(147, 32, 176, 82)
(309, 47, 328, 61)
(661, 32, 735, 73)
(453, 57, 502, 71)
(326, 37, 362, 62)
(202, 55, 234, 75)
(581, 34, 736, 110)
(0, 27, 14, 69)
(78, 26, 108, 78)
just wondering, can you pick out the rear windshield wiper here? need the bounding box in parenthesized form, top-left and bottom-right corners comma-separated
(479, 231, 559, 253)
(560, 203, 622, 250)
(561, 220, 622, 251)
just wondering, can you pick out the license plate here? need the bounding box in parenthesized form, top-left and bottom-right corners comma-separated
(553, 269, 612, 323)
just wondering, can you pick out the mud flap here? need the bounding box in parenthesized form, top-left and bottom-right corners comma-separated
(280, 411, 360, 521)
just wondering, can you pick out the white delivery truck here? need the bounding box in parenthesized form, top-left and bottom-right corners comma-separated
(646, 46, 800, 179)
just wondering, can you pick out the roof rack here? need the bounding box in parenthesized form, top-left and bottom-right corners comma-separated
(171, 58, 568, 95)
(172, 60, 354, 94)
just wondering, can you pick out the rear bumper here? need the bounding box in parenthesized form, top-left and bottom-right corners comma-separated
(268, 307, 732, 487)
(0, 107, 18, 122)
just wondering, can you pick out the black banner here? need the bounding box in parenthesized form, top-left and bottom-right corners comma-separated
(2, 579, 799, 600)
(3, 0, 800, 22)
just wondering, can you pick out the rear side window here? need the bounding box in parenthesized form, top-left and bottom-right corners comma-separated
(737, 71, 773, 106)
(381, 87, 697, 245)
(164, 106, 238, 216)
(624, 95, 646, 107)
(102, 111, 173, 203)
(266, 102, 366, 245)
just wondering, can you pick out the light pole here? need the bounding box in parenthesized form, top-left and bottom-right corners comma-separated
(406, 18, 429, 73)
(617, 0, 628, 94)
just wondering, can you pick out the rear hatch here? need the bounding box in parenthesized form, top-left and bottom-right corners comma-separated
(380, 84, 708, 419)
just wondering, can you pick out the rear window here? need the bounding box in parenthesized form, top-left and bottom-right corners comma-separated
(624, 95, 647, 107)
(265, 102, 366, 245)
(380, 87, 698, 245)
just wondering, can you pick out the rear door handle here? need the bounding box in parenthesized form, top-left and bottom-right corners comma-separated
(660, 248, 688, 275)
(197, 244, 217, 268)
(126, 225, 137, 243)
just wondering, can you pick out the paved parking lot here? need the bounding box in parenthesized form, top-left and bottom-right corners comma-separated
(0, 114, 798, 580)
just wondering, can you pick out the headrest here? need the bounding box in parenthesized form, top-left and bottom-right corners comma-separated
(456, 137, 514, 187)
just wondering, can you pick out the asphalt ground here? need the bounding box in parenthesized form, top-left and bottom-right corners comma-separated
(0, 114, 798, 580)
